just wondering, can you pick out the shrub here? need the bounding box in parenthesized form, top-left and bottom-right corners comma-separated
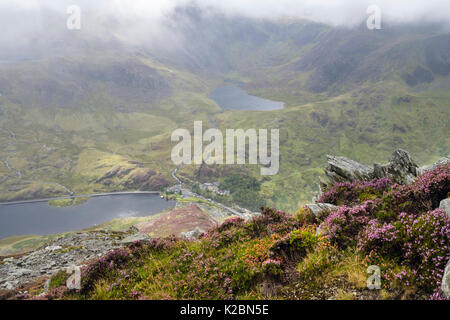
(319, 178, 392, 206)
(269, 225, 323, 261)
(145, 236, 179, 252)
(38, 164, 450, 300)
(222, 235, 281, 290)
(172, 250, 234, 299)
(296, 245, 340, 282)
(294, 206, 317, 225)
(358, 209, 450, 294)
(202, 208, 298, 248)
(80, 247, 132, 293)
(215, 227, 246, 248)
(381, 163, 450, 215)
(202, 220, 247, 249)
(246, 207, 300, 239)
(45, 286, 69, 300)
(262, 259, 282, 277)
(217, 217, 245, 232)
(320, 164, 449, 217)
(322, 200, 378, 249)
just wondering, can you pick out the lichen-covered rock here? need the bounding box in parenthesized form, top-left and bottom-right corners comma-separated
(324, 149, 420, 187)
(325, 155, 372, 185)
(372, 149, 418, 184)
(0, 231, 127, 290)
(180, 226, 205, 239)
(418, 157, 450, 175)
(305, 203, 338, 218)
(120, 233, 151, 244)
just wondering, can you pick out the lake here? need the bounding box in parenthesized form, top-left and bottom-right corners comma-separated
(210, 85, 284, 111)
(0, 194, 175, 239)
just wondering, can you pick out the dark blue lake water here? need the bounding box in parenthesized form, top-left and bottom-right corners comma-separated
(210, 85, 284, 111)
(0, 194, 175, 239)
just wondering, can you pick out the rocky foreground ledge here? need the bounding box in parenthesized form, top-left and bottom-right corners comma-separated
(0, 230, 147, 291)
(0, 149, 448, 299)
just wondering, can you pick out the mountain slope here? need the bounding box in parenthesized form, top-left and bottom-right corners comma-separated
(0, 5, 449, 211)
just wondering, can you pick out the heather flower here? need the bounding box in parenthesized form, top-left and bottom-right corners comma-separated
(262, 259, 282, 276)
(322, 200, 377, 248)
(382, 163, 449, 215)
(358, 209, 450, 294)
(319, 177, 392, 205)
(217, 216, 245, 232)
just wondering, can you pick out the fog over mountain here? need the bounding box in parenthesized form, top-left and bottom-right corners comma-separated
(2, 0, 450, 41)
(3, 0, 450, 23)
(1, 0, 449, 62)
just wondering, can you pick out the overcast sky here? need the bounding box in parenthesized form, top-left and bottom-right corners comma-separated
(2, 0, 450, 26)
(0, 0, 449, 54)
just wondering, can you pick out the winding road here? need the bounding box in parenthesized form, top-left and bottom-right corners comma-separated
(170, 167, 253, 219)
(0, 191, 161, 206)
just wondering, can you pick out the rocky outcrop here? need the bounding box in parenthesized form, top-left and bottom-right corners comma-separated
(372, 149, 418, 184)
(324, 149, 420, 187)
(0, 231, 128, 290)
(181, 227, 206, 239)
(305, 203, 338, 218)
(325, 155, 372, 184)
(418, 157, 450, 175)
(120, 233, 151, 244)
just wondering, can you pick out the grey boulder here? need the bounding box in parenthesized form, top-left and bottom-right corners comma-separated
(418, 157, 450, 175)
(181, 227, 205, 239)
(372, 149, 418, 185)
(305, 203, 338, 218)
(120, 233, 151, 244)
(325, 155, 372, 184)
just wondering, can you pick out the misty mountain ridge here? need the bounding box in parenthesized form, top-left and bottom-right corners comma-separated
(0, 4, 449, 211)
(1, 5, 450, 106)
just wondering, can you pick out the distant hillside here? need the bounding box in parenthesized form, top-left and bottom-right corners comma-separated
(0, 4, 449, 211)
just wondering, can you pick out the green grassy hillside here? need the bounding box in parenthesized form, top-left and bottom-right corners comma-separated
(0, 9, 449, 212)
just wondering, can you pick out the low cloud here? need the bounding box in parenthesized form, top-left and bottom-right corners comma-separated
(0, 0, 450, 25)
(2, 0, 450, 25)
(0, 0, 449, 55)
